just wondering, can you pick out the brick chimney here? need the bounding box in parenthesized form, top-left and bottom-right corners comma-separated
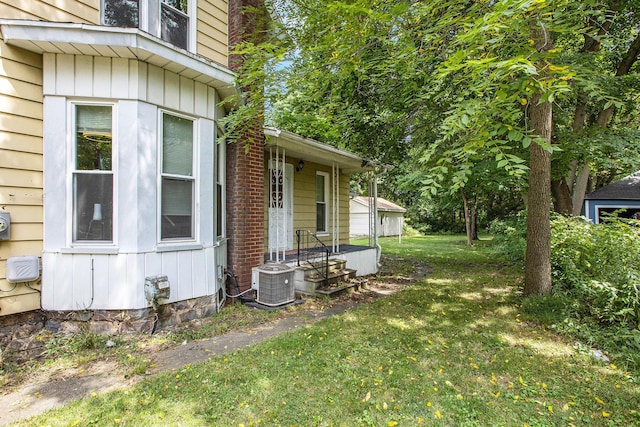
(226, 0, 267, 290)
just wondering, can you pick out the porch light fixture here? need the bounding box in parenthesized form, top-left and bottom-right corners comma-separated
(296, 159, 305, 172)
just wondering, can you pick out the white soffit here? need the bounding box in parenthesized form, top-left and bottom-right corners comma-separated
(0, 19, 237, 99)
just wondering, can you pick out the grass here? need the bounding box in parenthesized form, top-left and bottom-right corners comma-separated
(1, 303, 292, 388)
(12, 235, 640, 426)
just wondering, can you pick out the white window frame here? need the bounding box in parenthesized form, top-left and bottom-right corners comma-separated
(316, 171, 329, 235)
(158, 110, 198, 243)
(69, 101, 118, 247)
(216, 130, 226, 240)
(101, 0, 196, 52)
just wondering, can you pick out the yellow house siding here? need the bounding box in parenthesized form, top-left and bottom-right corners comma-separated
(0, 43, 44, 316)
(197, 0, 229, 66)
(0, 0, 99, 23)
(263, 158, 352, 251)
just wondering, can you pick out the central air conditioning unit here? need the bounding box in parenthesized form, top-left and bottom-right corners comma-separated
(251, 262, 296, 306)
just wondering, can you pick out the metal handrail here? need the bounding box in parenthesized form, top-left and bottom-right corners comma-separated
(296, 230, 330, 287)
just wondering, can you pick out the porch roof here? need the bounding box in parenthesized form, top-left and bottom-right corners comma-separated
(0, 19, 237, 100)
(264, 127, 376, 174)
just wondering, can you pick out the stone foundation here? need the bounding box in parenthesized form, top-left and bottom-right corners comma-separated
(0, 311, 47, 365)
(0, 295, 219, 365)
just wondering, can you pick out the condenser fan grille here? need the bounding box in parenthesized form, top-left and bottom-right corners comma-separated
(253, 263, 295, 306)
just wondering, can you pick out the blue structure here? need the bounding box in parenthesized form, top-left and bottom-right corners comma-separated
(583, 172, 640, 223)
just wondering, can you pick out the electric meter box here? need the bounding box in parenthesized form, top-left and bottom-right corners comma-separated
(6, 256, 40, 283)
(144, 274, 170, 302)
(0, 211, 9, 240)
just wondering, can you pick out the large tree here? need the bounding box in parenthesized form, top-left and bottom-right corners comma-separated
(224, 0, 639, 296)
(551, 0, 640, 215)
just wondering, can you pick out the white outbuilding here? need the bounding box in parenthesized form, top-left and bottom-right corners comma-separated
(350, 196, 406, 237)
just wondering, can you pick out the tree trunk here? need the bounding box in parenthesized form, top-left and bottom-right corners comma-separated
(524, 25, 553, 296)
(561, 4, 620, 211)
(470, 202, 478, 241)
(551, 178, 572, 214)
(571, 164, 590, 216)
(525, 94, 553, 296)
(460, 188, 473, 246)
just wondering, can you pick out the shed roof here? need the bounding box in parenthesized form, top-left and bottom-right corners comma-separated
(352, 196, 406, 213)
(584, 172, 640, 201)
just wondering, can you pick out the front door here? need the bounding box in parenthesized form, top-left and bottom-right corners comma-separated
(268, 160, 293, 251)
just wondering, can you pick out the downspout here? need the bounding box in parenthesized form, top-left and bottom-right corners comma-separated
(335, 163, 340, 253)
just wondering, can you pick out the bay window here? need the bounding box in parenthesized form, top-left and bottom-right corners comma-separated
(161, 112, 195, 240)
(73, 105, 114, 243)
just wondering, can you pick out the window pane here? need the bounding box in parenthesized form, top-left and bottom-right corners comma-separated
(216, 183, 223, 238)
(316, 202, 326, 233)
(162, 114, 193, 176)
(161, 178, 193, 239)
(316, 175, 325, 202)
(104, 0, 139, 27)
(161, 2, 188, 50)
(74, 173, 113, 242)
(76, 105, 112, 171)
(162, 0, 188, 13)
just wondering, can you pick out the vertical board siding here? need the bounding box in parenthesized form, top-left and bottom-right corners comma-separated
(43, 55, 220, 117)
(197, 0, 229, 66)
(43, 250, 219, 311)
(0, 0, 99, 24)
(0, 42, 43, 315)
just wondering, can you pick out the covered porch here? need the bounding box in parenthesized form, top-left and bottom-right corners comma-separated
(262, 127, 382, 295)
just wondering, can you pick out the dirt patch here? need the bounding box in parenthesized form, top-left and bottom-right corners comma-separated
(0, 258, 429, 426)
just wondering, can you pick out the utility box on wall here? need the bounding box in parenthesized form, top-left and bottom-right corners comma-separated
(0, 212, 10, 240)
(144, 275, 171, 304)
(6, 256, 40, 283)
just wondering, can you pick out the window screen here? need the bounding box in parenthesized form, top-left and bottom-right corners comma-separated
(73, 105, 114, 242)
(161, 112, 195, 240)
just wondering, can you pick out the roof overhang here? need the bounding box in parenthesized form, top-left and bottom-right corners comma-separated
(264, 127, 376, 174)
(351, 197, 406, 213)
(0, 19, 238, 100)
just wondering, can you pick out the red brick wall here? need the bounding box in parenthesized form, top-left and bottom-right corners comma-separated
(227, 0, 266, 290)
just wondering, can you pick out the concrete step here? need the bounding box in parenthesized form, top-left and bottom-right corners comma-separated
(315, 277, 366, 296)
(304, 268, 357, 285)
(301, 260, 347, 279)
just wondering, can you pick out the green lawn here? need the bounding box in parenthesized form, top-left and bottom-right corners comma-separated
(15, 235, 639, 426)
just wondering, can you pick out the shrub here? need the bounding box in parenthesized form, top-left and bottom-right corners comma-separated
(550, 214, 640, 327)
(488, 212, 527, 262)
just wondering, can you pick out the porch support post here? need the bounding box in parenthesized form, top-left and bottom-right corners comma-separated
(373, 175, 381, 267)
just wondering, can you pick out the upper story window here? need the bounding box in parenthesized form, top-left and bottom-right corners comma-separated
(73, 104, 114, 243)
(103, 0, 190, 50)
(161, 0, 189, 50)
(104, 0, 140, 27)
